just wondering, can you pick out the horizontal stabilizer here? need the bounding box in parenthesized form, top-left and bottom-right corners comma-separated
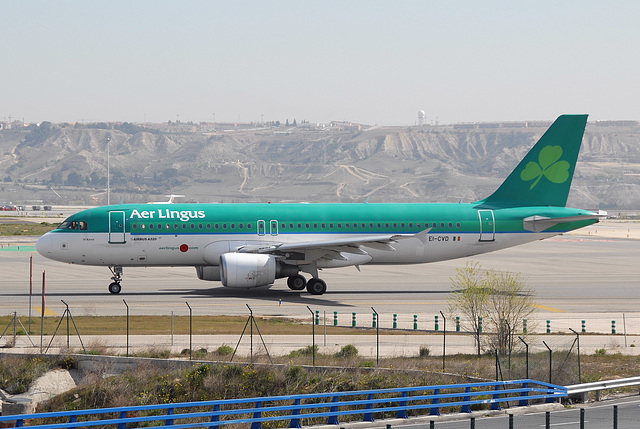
(523, 211, 607, 233)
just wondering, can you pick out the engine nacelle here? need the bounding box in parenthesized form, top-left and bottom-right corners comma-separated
(195, 265, 221, 281)
(219, 253, 298, 288)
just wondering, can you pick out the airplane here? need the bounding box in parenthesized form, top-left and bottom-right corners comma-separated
(36, 114, 604, 295)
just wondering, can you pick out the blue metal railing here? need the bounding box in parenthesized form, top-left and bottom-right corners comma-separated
(0, 379, 566, 428)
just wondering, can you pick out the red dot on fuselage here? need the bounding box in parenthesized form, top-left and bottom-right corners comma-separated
(180, 244, 189, 252)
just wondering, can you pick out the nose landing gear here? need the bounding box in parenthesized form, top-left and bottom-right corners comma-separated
(108, 266, 123, 294)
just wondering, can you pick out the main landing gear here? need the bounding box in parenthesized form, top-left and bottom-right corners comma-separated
(108, 265, 123, 294)
(287, 274, 327, 295)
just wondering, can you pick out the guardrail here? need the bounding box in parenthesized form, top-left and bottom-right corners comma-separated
(566, 376, 640, 402)
(0, 379, 565, 429)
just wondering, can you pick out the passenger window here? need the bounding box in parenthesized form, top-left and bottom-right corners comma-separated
(149, 224, 154, 230)
(132, 224, 138, 230)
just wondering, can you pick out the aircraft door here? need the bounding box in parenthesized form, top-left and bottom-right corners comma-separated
(257, 220, 266, 236)
(270, 220, 278, 236)
(478, 210, 495, 242)
(109, 211, 126, 244)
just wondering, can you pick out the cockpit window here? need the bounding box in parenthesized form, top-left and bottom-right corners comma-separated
(59, 220, 88, 230)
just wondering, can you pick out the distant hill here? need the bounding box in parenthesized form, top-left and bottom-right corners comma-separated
(1, 121, 639, 210)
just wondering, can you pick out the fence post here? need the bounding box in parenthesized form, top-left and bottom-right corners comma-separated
(209, 404, 220, 429)
(315, 311, 320, 325)
(413, 315, 418, 330)
(581, 320, 586, 333)
(461, 386, 472, 413)
(430, 388, 440, 416)
(490, 384, 501, 411)
(613, 405, 618, 429)
(612, 320, 616, 334)
(289, 399, 301, 428)
(435, 315, 439, 331)
(363, 393, 375, 422)
(456, 316, 460, 332)
(397, 391, 408, 419)
(251, 401, 262, 429)
(334, 311, 338, 326)
(393, 314, 397, 329)
(546, 320, 551, 333)
(372, 312, 377, 328)
(328, 395, 340, 425)
(352, 312, 357, 327)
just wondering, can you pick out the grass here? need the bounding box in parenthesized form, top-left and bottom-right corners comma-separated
(0, 222, 57, 236)
(0, 314, 425, 336)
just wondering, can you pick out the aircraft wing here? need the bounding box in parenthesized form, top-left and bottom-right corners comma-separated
(523, 211, 607, 233)
(237, 229, 430, 257)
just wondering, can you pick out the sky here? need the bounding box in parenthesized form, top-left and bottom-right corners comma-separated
(2, 1, 639, 125)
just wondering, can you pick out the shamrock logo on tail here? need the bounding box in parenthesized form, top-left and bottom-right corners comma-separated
(520, 145, 570, 190)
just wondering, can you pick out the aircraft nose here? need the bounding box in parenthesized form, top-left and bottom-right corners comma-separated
(36, 234, 52, 257)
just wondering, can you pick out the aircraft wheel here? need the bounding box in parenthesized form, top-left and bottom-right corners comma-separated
(108, 282, 122, 294)
(306, 278, 327, 295)
(287, 274, 307, 291)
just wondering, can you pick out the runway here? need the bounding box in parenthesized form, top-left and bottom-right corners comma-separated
(1, 222, 639, 322)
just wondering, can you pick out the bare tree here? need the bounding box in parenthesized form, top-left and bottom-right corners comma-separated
(449, 262, 535, 355)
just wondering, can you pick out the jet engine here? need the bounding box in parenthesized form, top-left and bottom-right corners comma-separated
(219, 253, 298, 288)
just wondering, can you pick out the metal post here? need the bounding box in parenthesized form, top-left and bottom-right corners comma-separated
(581, 319, 586, 333)
(580, 408, 584, 429)
(13, 312, 17, 347)
(186, 302, 192, 361)
(440, 311, 446, 371)
(315, 310, 319, 325)
(570, 328, 581, 383)
(29, 255, 33, 334)
(546, 320, 551, 333)
(518, 336, 529, 379)
(306, 306, 315, 366)
(40, 270, 45, 353)
(543, 341, 552, 384)
(123, 299, 129, 357)
(508, 413, 514, 429)
(413, 314, 418, 330)
(352, 312, 357, 327)
(246, 304, 253, 363)
(334, 311, 338, 326)
(61, 300, 70, 348)
(323, 311, 326, 347)
(456, 316, 460, 332)
(171, 311, 174, 346)
(371, 307, 379, 367)
(372, 312, 377, 328)
(545, 411, 550, 429)
(435, 315, 439, 331)
(611, 320, 616, 334)
(393, 313, 397, 329)
(613, 405, 618, 429)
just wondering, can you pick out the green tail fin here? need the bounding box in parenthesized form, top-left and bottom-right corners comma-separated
(478, 114, 588, 207)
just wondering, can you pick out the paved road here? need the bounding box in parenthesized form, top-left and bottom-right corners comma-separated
(388, 397, 640, 429)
